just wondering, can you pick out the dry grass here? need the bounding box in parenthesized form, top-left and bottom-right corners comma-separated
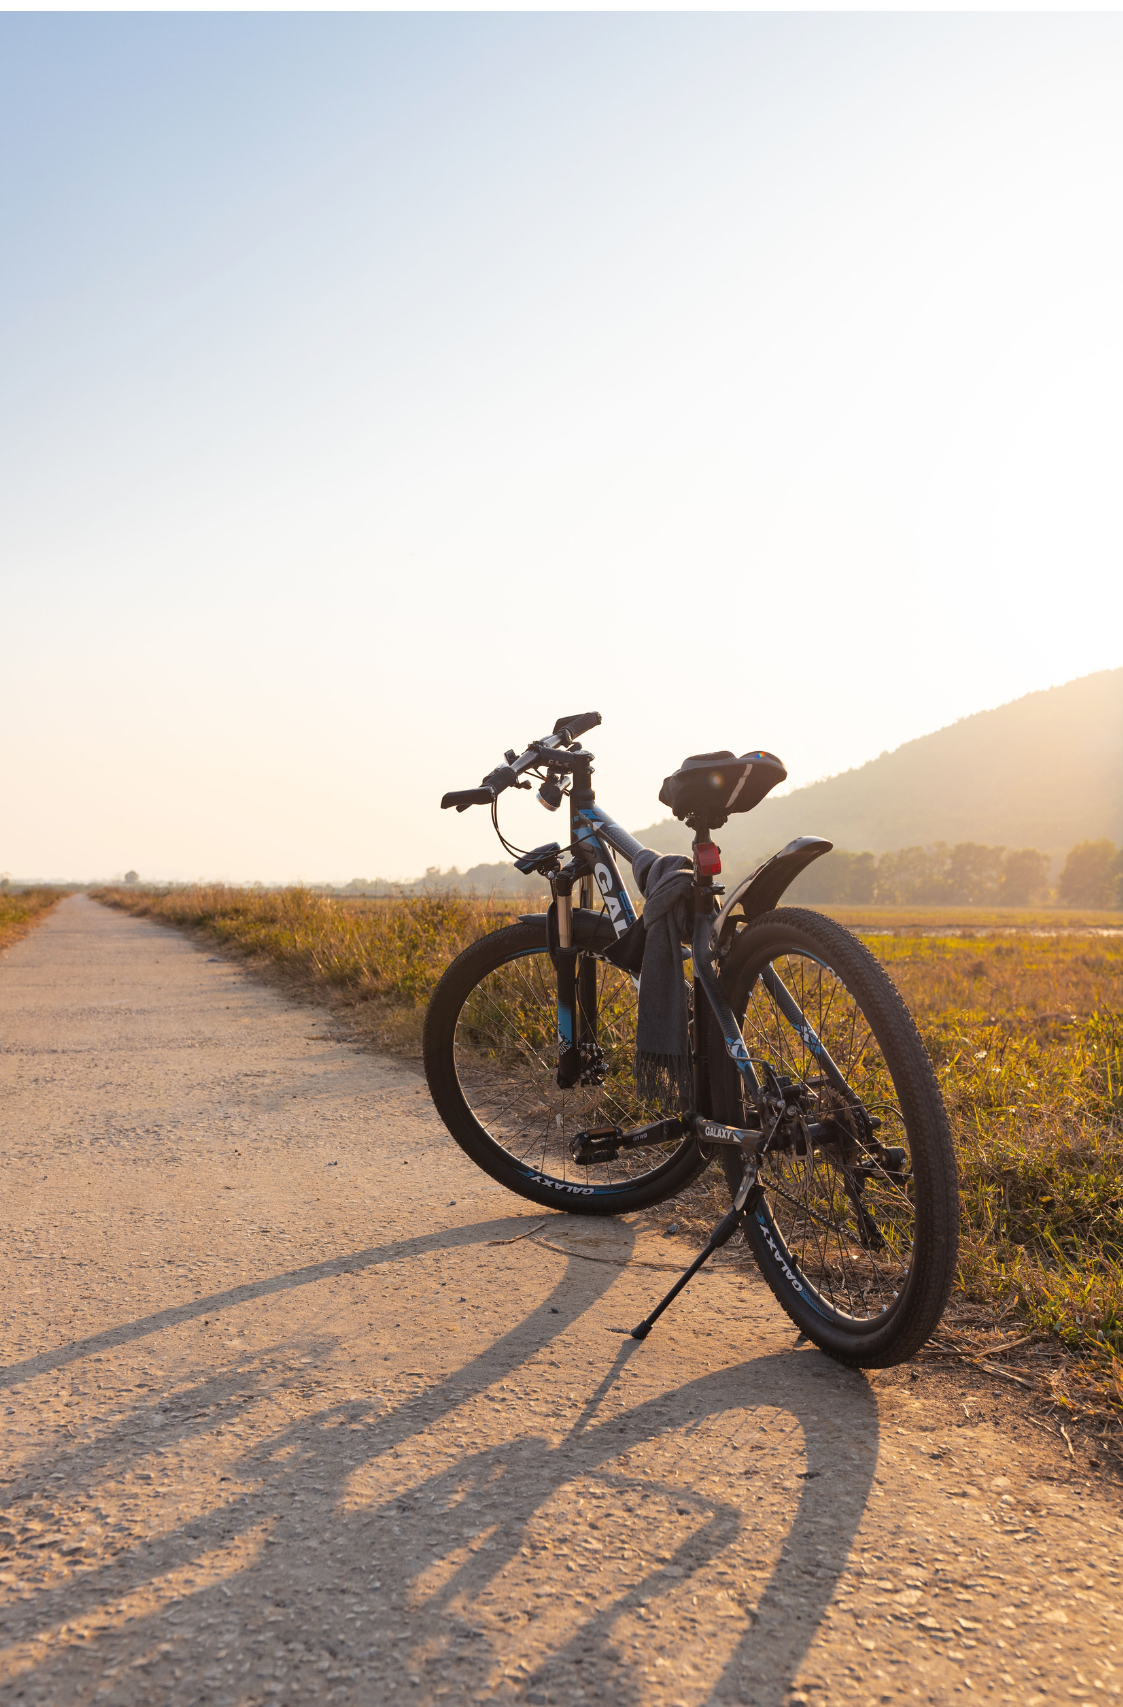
(95, 885, 1123, 1435)
(669, 922, 1123, 1441)
(93, 884, 539, 1054)
(873, 927, 1123, 1433)
(0, 887, 68, 953)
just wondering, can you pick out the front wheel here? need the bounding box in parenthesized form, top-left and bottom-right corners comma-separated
(713, 908, 959, 1365)
(423, 921, 712, 1214)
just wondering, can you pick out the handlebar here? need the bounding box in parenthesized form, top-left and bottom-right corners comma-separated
(440, 711, 601, 812)
(552, 710, 601, 743)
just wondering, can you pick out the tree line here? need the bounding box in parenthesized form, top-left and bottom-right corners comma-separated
(342, 839, 1122, 907)
(790, 838, 1122, 908)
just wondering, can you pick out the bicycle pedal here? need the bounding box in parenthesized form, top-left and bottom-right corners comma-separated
(570, 1126, 623, 1165)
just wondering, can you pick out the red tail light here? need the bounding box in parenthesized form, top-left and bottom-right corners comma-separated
(695, 841, 722, 877)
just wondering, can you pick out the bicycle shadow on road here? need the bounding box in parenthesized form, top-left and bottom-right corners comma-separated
(0, 1207, 631, 1393)
(1, 1220, 878, 1707)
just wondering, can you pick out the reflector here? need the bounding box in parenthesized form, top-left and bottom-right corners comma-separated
(695, 841, 722, 877)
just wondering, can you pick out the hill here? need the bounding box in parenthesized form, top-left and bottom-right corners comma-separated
(632, 668, 1123, 880)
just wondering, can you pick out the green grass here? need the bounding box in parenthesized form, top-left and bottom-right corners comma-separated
(95, 884, 1123, 1414)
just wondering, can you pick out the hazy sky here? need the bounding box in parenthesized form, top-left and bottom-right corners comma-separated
(3, 14, 1122, 882)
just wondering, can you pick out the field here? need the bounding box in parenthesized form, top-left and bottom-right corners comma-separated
(95, 884, 1123, 1437)
(0, 886, 68, 952)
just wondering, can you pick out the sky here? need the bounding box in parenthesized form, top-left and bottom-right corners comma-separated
(3, 13, 1122, 883)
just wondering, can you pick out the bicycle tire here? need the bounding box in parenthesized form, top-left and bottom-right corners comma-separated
(712, 907, 959, 1366)
(423, 920, 712, 1214)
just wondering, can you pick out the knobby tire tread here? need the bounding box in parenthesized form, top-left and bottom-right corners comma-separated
(715, 907, 959, 1366)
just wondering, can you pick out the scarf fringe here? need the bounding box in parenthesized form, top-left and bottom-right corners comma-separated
(634, 1050, 693, 1110)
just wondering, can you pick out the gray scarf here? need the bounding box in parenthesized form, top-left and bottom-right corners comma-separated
(631, 849, 694, 1108)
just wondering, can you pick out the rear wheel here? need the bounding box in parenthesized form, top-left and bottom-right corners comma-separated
(713, 908, 958, 1365)
(423, 922, 712, 1213)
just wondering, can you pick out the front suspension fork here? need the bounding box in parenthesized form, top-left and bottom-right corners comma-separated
(577, 871, 597, 1051)
(555, 873, 578, 1084)
(556, 871, 599, 1090)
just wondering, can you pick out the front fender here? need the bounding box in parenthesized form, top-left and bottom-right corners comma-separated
(709, 836, 833, 957)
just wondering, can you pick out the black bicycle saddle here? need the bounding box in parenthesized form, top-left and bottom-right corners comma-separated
(658, 749, 787, 829)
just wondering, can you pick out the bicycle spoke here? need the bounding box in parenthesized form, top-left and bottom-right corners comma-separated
(451, 947, 685, 1189)
(738, 950, 917, 1323)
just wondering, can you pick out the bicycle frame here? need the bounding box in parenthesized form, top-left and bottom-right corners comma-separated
(559, 762, 849, 1143)
(442, 717, 845, 1156)
(570, 803, 640, 940)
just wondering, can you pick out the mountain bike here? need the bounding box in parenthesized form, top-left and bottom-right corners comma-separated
(423, 711, 959, 1365)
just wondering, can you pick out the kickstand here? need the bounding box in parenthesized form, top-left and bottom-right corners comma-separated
(630, 1169, 757, 1341)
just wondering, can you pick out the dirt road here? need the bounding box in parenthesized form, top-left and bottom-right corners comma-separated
(1, 895, 1120, 1707)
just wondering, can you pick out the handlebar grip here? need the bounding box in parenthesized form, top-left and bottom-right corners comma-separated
(480, 763, 519, 793)
(552, 710, 601, 742)
(440, 788, 495, 812)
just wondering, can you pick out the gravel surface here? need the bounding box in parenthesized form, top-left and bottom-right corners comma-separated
(1, 894, 1121, 1707)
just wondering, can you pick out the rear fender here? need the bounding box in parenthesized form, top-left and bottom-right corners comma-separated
(709, 837, 833, 957)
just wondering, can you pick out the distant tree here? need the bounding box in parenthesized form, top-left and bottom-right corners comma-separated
(1058, 840, 1121, 908)
(124, 870, 138, 885)
(843, 851, 876, 903)
(945, 843, 1006, 905)
(1001, 848, 1049, 906)
(872, 841, 1054, 906)
(874, 845, 950, 904)
(416, 865, 460, 892)
(790, 850, 876, 903)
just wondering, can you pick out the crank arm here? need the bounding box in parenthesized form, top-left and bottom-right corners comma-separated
(696, 1112, 884, 1153)
(691, 1114, 763, 1148)
(570, 1114, 693, 1166)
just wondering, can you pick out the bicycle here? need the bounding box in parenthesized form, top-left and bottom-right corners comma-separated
(423, 711, 959, 1365)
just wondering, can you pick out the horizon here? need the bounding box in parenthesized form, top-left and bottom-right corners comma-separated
(9, 666, 1118, 888)
(3, 16, 1122, 882)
